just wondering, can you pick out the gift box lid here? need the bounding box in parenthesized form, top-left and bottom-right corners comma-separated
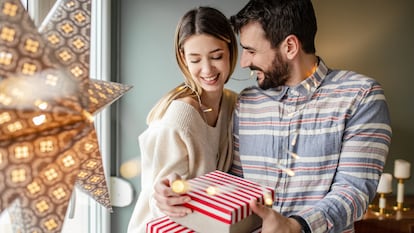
(177, 170, 274, 225)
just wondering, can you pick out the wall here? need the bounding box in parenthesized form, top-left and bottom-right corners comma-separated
(114, 1, 414, 232)
(313, 0, 414, 195)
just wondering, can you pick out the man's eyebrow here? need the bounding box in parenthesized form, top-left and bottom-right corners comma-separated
(240, 43, 255, 51)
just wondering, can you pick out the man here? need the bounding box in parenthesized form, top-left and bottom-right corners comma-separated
(154, 0, 392, 232)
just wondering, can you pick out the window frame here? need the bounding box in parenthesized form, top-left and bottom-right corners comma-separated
(0, 1, 113, 233)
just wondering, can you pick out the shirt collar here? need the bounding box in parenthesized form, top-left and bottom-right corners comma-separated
(266, 57, 329, 101)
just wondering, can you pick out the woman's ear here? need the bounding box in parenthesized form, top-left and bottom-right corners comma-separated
(283, 34, 299, 60)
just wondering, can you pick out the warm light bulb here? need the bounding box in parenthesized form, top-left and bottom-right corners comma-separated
(277, 162, 295, 176)
(286, 150, 300, 160)
(284, 168, 295, 177)
(120, 159, 141, 179)
(206, 186, 218, 195)
(171, 179, 189, 194)
(263, 191, 273, 207)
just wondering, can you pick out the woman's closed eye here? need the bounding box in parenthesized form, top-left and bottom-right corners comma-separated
(189, 54, 223, 63)
(211, 54, 223, 60)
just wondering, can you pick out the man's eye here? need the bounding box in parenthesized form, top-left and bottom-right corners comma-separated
(243, 49, 255, 55)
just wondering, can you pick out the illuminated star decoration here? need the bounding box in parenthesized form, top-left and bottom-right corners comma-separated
(0, 0, 132, 232)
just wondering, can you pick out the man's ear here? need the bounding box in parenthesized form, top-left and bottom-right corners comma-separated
(282, 34, 299, 60)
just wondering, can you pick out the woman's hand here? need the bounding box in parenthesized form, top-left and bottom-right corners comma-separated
(153, 173, 192, 217)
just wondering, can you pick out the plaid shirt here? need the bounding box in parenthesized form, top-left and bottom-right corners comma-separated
(231, 58, 392, 233)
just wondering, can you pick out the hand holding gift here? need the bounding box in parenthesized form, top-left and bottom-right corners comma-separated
(153, 173, 193, 218)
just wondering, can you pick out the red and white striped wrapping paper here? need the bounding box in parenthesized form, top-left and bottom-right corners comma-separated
(171, 170, 274, 233)
(147, 216, 262, 233)
(147, 216, 195, 233)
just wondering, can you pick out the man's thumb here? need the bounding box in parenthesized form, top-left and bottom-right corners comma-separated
(249, 198, 268, 219)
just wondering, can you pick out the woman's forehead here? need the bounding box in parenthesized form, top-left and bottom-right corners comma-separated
(183, 34, 228, 54)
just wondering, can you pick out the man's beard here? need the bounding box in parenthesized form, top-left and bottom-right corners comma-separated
(251, 52, 289, 90)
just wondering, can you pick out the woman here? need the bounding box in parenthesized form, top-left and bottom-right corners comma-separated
(127, 6, 238, 233)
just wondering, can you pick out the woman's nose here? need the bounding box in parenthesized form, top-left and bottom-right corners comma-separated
(200, 60, 213, 75)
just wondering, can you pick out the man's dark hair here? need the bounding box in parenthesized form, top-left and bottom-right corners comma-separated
(230, 0, 317, 53)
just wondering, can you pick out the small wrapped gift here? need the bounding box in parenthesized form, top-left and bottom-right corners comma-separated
(168, 170, 274, 233)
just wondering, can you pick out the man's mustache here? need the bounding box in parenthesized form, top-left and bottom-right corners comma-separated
(249, 65, 263, 72)
(249, 66, 265, 81)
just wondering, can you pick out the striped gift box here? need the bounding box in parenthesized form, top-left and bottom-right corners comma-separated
(170, 170, 274, 233)
(147, 216, 195, 233)
(147, 216, 263, 233)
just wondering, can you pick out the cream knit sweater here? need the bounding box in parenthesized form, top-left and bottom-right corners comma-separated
(127, 89, 237, 233)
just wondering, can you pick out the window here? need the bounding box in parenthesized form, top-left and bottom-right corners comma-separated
(0, 1, 111, 232)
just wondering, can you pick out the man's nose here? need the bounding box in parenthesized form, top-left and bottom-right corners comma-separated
(240, 50, 252, 68)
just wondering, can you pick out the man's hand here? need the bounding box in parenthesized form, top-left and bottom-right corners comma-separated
(250, 199, 302, 233)
(153, 173, 192, 217)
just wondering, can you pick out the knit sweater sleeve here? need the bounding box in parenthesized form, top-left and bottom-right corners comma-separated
(128, 120, 192, 233)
